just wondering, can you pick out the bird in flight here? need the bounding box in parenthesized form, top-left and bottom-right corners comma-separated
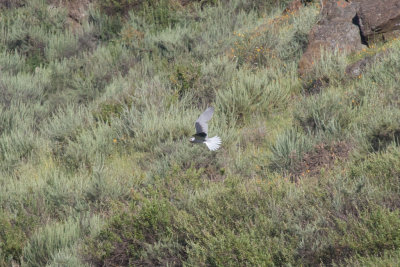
(190, 107, 221, 151)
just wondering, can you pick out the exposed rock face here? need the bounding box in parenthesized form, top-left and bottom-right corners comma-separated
(298, 0, 400, 76)
(65, 0, 91, 23)
(345, 49, 389, 78)
(345, 55, 374, 78)
(355, 0, 400, 43)
(48, 0, 91, 31)
(298, 0, 364, 76)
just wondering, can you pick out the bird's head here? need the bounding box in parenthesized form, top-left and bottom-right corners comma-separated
(189, 137, 195, 143)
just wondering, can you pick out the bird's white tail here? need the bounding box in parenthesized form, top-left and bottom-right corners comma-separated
(205, 136, 221, 151)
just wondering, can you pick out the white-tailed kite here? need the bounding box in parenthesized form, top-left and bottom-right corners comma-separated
(190, 107, 221, 151)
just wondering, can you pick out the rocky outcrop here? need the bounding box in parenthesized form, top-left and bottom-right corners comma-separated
(298, 0, 400, 76)
(48, 0, 92, 31)
(298, 0, 364, 76)
(355, 0, 400, 43)
(345, 49, 390, 78)
(345, 55, 375, 78)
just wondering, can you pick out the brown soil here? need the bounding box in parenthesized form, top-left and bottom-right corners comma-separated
(304, 77, 329, 95)
(48, 0, 91, 32)
(292, 141, 352, 180)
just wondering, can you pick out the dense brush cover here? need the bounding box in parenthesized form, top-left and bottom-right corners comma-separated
(0, 0, 400, 266)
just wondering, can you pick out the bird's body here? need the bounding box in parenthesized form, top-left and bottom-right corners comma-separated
(191, 133, 207, 143)
(190, 107, 221, 151)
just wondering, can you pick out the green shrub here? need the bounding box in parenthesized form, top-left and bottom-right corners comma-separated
(348, 146, 400, 192)
(0, 212, 26, 265)
(353, 108, 400, 152)
(42, 106, 91, 144)
(45, 31, 80, 61)
(342, 249, 400, 266)
(368, 121, 400, 152)
(84, 199, 180, 266)
(88, 8, 123, 41)
(93, 100, 125, 122)
(275, 3, 320, 60)
(302, 48, 348, 85)
(294, 90, 353, 138)
(140, 0, 180, 31)
(317, 207, 400, 265)
(216, 68, 290, 125)
(143, 25, 194, 60)
(190, 57, 236, 107)
(0, 72, 45, 108)
(46, 247, 89, 267)
(269, 128, 312, 173)
(170, 62, 201, 98)
(229, 2, 319, 68)
(22, 221, 79, 266)
(1, 0, 68, 70)
(61, 122, 115, 170)
(0, 1, 399, 266)
(40, 170, 89, 219)
(0, 128, 37, 173)
(22, 216, 101, 267)
(116, 102, 193, 151)
(0, 51, 26, 74)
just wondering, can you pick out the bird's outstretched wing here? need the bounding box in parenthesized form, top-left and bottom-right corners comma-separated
(195, 107, 214, 135)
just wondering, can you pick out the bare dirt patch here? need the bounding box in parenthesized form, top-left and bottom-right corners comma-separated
(292, 141, 352, 180)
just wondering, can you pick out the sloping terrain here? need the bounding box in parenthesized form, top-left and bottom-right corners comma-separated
(0, 0, 400, 266)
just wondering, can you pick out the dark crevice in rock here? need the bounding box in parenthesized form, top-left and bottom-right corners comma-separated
(352, 14, 368, 46)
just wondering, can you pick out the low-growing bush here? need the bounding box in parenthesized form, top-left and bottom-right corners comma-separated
(353, 108, 400, 152)
(0, 212, 26, 265)
(0, 51, 26, 74)
(0, 1, 399, 266)
(45, 31, 80, 61)
(294, 89, 353, 138)
(192, 57, 236, 107)
(342, 249, 400, 266)
(1, 0, 68, 70)
(269, 128, 312, 174)
(170, 61, 201, 98)
(316, 207, 400, 265)
(216, 68, 290, 125)
(0, 128, 37, 173)
(88, 8, 123, 41)
(93, 100, 125, 123)
(368, 121, 400, 152)
(84, 199, 181, 266)
(116, 102, 193, 151)
(22, 216, 102, 266)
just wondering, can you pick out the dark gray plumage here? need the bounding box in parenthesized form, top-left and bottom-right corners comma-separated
(195, 106, 214, 135)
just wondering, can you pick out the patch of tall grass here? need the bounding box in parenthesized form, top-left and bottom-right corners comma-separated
(1, 0, 400, 266)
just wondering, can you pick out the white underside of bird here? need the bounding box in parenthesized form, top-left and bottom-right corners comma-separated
(190, 135, 221, 151)
(204, 136, 222, 151)
(190, 107, 222, 151)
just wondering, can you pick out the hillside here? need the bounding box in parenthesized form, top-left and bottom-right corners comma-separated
(1, 0, 400, 266)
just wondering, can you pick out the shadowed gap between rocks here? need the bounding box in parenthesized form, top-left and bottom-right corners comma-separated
(352, 14, 369, 46)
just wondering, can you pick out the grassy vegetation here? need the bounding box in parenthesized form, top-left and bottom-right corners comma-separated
(0, 0, 400, 266)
